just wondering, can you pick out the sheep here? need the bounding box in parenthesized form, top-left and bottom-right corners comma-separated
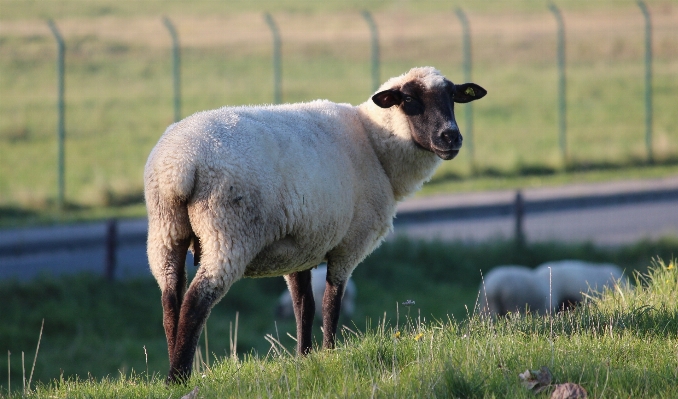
(535, 260, 625, 312)
(275, 263, 356, 320)
(144, 66, 487, 382)
(478, 261, 626, 317)
(478, 265, 548, 316)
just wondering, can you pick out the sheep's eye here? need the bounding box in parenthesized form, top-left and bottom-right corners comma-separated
(404, 96, 412, 102)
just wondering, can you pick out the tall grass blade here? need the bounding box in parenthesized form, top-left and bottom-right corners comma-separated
(143, 345, 148, 380)
(233, 312, 239, 360)
(27, 318, 44, 392)
(193, 345, 203, 375)
(549, 267, 554, 368)
(229, 321, 233, 359)
(204, 322, 209, 368)
(264, 334, 292, 358)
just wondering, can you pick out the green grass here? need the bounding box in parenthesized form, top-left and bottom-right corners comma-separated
(2, 237, 678, 396)
(1, 1, 677, 225)
(3, 256, 677, 397)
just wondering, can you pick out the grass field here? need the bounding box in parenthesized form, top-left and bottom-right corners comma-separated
(2, 236, 678, 395)
(1, 1, 678, 392)
(1, 241, 676, 397)
(1, 0, 677, 222)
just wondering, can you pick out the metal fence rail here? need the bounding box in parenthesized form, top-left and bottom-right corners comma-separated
(2, 181, 677, 255)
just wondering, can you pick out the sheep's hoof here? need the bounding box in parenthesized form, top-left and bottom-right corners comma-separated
(166, 370, 191, 385)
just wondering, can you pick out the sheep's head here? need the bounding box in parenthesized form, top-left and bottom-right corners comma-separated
(372, 67, 486, 160)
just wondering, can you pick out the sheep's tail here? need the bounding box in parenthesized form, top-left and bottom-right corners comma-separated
(144, 122, 200, 204)
(145, 150, 198, 284)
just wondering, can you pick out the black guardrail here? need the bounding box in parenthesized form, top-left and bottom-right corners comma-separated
(1, 186, 677, 257)
(393, 187, 678, 225)
(0, 228, 146, 258)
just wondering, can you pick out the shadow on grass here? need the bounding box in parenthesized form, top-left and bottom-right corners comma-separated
(436, 363, 485, 399)
(0, 205, 39, 220)
(564, 155, 678, 173)
(0, 190, 146, 228)
(476, 301, 678, 340)
(429, 156, 678, 186)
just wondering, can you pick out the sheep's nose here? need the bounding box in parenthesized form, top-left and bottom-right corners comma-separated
(440, 129, 462, 147)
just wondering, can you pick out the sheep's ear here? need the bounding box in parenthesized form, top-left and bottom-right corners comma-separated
(453, 83, 487, 103)
(372, 89, 403, 108)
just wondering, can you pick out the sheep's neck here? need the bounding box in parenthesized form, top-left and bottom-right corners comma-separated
(357, 103, 442, 202)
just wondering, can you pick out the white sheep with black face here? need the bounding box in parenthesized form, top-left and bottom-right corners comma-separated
(144, 66, 486, 382)
(478, 265, 548, 316)
(535, 260, 626, 312)
(275, 264, 356, 320)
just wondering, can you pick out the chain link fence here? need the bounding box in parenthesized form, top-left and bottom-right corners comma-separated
(1, 4, 677, 214)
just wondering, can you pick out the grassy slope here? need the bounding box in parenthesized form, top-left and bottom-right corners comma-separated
(2, 237, 678, 395)
(1, 0, 677, 222)
(4, 257, 677, 398)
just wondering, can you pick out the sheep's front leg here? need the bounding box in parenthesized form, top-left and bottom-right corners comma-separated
(285, 270, 315, 355)
(322, 279, 345, 349)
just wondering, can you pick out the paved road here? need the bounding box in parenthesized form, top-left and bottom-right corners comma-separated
(1, 176, 677, 281)
(393, 175, 678, 243)
(396, 198, 678, 244)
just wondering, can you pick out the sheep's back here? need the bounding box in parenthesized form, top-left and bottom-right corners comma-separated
(535, 261, 624, 309)
(480, 266, 546, 315)
(146, 101, 392, 277)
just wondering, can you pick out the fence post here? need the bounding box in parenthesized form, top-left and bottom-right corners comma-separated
(361, 10, 380, 93)
(638, 1, 653, 163)
(264, 13, 282, 104)
(549, 4, 567, 167)
(163, 17, 181, 122)
(104, 219, 117, 281)
(455, 8, 475, 172)
(47, 20, 66, 209)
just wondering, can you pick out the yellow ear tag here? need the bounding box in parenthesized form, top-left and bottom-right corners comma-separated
(465, 87, 475, 96)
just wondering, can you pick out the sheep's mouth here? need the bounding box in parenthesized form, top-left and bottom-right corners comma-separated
(434, 148, 460, 160)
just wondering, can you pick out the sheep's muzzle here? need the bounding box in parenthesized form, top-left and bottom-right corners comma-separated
(436, 148, 460, 160)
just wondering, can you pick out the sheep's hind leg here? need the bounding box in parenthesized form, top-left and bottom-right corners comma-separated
(147, 201, 192, 373)
(321, 279, 345, 350)
(166, 273, 220, 383)
(159, 238, 190, 368)
(285, 270, 315, 355)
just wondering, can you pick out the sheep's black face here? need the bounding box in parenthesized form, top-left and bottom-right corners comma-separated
(372, 78, 487, 160)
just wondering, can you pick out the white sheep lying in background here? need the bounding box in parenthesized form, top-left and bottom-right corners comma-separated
(275, 264, 356, 320)
(145, 66, 487, 382)
(478, 265, 547, 316)
(535, 260, 625, 312)
(478, 260, 626, 317)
